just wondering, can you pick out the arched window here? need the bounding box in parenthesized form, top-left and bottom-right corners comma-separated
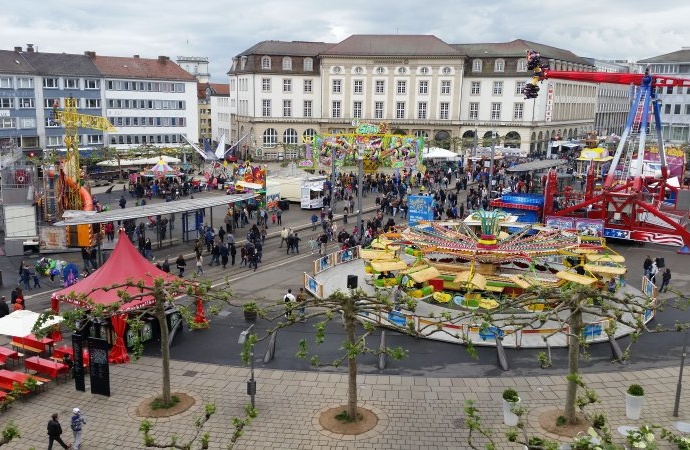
(376, 67, 385, 74)
(504, 131, 521, 148)
(303, 58, 313, 71)
(494, 59, 505, 72)
(282, 57, 292, 70)
(517, 59, 527, 72)
(434, 130, 451, 142)
(263, 128, 278, 147)
(419, 67, 430, 75)
(354, 66, 363, 74)
(303, 128, 318, 142)
(283, 128, 298, 144)
(261, 56, 271, 70)
(472, 59, 482, 72)
(414, 130, 428, 138)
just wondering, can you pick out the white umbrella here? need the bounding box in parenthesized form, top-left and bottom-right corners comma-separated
(0, 310, 64, 337)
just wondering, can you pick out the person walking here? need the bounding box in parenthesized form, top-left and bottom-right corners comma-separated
(220, 243, 229, 269)
(279, 227, 289, 248)
(195, 255, 204, 275)
(293, 232, 301, 254)
(229, 242, 237, 266)
(659, 268, 672, 293)
(284, 288, 296, 319)
(47, 412, 71, 449)
(70, 408, 86, 449)
(175, 254, 187, 277)
(649, 259, 659, 284)
(296, 287, 307, 321)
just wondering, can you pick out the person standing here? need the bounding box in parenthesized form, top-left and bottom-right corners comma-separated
(70, 408, 86, 449)
(175, 254, 186, 277)
(119, 195, 127, 209)
(47, 412, 71, 449)
(161, 258, 171, 273)
(293, 232, 301, 254)
(276, 208, 282, 225)
(284, 288, 296, 319)
(279, 227, 289, 248)
(195, 255, 204, 275)
(643, 255, 652, 279)
(660, 268, 672, 293)
(649, 260, 659, 284)
(0, 297, 9, 318)
(229, 242, 237, 266)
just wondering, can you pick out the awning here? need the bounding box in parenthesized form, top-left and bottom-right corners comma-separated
(586, 254, 625, 263)
(360, 250, 396, 260)
(453, 271, 487, 290)
(371, 260, 408, 272)
(408, 267, 441, 283)
(506, 159, 567, 173)
(583, 264, 627, 275)
(556, 271, 598, 285)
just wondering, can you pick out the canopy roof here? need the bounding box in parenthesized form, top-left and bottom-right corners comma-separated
(52, 232, 180, 312)
(423, 147, 459, 160)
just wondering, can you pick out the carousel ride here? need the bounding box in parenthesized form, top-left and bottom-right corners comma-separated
(362, 209, 627, 317)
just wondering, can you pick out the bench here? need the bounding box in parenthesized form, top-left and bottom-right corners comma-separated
(10, 342, 44, 355)
(0, 380, 30, 395)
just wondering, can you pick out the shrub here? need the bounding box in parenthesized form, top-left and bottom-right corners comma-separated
(502, 388, 519, 402)
(627, 384, 644, 396)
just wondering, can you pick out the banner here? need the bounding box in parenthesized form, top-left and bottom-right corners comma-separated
(545, 216, 575, 230)
(408, 195, 434, 226)
(88, 337, 111, 397)
(575, 219, 604, 237)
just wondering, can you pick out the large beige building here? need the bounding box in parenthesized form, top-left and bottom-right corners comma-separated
(228, 35, 606, 160)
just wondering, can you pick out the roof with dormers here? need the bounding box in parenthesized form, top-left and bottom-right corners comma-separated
(91, 55, 197, 81)
(638, 48, 690, 63)
(452, 39, 592, 66)
(323, 35, 460, 57)
(237, 40, 335, 57)
(0, 50, 34, 74)
(208, 83, 229, 95)
(20, 51, 101, 76)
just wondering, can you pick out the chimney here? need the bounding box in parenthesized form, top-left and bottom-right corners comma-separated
(84, 51, 96, 57)
(14, 46, 22, 52)
(26, 44, 34, 53)
(133, 55, 140, 58)
(158, 55, 169, 63)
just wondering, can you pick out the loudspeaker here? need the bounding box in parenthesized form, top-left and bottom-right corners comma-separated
(347, 275, 358, 289)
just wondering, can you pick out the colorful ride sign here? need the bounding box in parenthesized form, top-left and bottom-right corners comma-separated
(407, 195, 434, 226)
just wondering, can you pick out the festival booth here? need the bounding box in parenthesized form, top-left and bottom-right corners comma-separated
(51, 231, 204, 363)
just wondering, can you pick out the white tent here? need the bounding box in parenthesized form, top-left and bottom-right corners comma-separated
(97, 155, 181, 167)
(0, 309, 64, 337)
(423, 147, 460, 160)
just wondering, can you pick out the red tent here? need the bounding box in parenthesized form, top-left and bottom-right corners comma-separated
(51, 231, 186, 363)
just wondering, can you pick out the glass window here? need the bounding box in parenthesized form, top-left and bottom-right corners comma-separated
(47, 136, 62, 146)
(353, 101, 362, 119)
(417, 102, 427, 119)
(491, 102, 502, 120)
(261, 56, 271, 70)
(355, 66, 364, 74)
(376, 67, 385, 74)
(440, 102, 449, 120)
(283, 100, 292, 117)
(674, 104, 681, 114)
(65, 78, 80, 89)
(0, 98, 14, 108)
(19, 118, 36, 129)
(303, 128, 317, 140)
(332, 100, 341, 118)
(420, 67, 430, 75)
(0, 118, 16, 128)
(282, 57, 292, 70)
(396, 80, 406, 94)
(442, 67, 451, 75)
(517, 59, 527, 72)
(515, 81, 526, 95)
(419, 81, 428, 94)
(396, 102, 405, 119)
(513, 103, 524, 119)
(283, 79, 291, 93)
(303, 58, 313, 71)
(303, 100, 312, 117)
(332, 80, 342, 94)
(441, 80, 451, 94)
(262, 78, 271, 92)
(472, 59, 482, 72)
(493, 81, 503, 95)
(354, 80, 363, 94)
(494, 59, 505, 72)
(0, 77, 12, 88)
(469, 103, 479, 120)
(471, 81, 481, 95)
(262, 99, 271, 117)
(85, 99, 101, 108)
(263, 128, 278, 146)
(17, 78, 33, 88)
(304, 79, 312, 93)
(332, 66, 342, 74)
(283, 128, 298, 144)
(374, 101, 384, 119)
(18, 98, 35, 108)
(375, 80, 385, 94)
(43, 78, 59, 88)
(664, 104, 671, 114)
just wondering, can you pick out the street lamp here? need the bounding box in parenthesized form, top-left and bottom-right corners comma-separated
(356, 144, 364, 240)
(488, 129, 497, 200)
(238, 324, 256, 409)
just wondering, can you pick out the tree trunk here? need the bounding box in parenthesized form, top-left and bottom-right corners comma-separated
(156, 299, 172, 405)
(564, 306, 583, 424)
(344, 304, 358, 421)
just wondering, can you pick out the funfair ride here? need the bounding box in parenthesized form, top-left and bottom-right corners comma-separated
(524, 51, 690, 249)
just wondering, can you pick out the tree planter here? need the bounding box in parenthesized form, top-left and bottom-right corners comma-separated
(502, 397, 521, 426)
(243, 310, 257, 321)
(625, 392, 644, 420)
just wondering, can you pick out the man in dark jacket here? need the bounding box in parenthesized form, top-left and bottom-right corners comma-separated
(47, 412, 70, 449)
(0, 297, 9, 318)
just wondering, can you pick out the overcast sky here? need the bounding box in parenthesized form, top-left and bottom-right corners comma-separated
(3, 0, 690, 82)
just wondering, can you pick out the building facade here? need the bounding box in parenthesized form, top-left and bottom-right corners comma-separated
(227, 35, 614, 160)
(0, 46, 199, 156)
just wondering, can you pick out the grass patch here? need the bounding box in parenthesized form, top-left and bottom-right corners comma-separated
(150, 395, 180, 410)
(334, 410, 363, 423)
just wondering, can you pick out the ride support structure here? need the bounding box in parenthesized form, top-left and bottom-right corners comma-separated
(524, 50, 690, 250)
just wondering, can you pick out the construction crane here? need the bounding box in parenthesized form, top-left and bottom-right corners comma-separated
(51, 97, 117, 211)
(523, 50, 690, 249)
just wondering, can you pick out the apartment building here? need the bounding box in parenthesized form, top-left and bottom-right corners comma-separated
(639, 47, 690, 143)
(228, 35, 611, 159)
(0, 46, 199, 155)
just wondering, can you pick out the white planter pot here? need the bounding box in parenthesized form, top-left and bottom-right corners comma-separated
(626, 393, 644, 420)
(503, 397, 521, 426)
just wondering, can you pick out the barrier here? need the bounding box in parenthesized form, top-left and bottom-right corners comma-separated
(303, 272, 324, 299)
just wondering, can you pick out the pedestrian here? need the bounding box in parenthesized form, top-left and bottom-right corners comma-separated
(144, 238, 153, 261)
(32, 270, 41, 289)
(659, 268, 672, 293)
(643, 255, 652, 278)
(296, 287, 307, 321)
(311, 213, 318, 231)
(240, 245, 247, 266)
(119, 195, 126, 209)
(286, 233, 294, 255)
(343, 206, 348, 224)
(230, 242, 237, 266)
(648, 260, 659, 284)
(276, 208, 282, 225)
(195, 255, 204, 275)
(21, 265, 31, 290)
(283, 288, 296, 319)
(308, 237, 318, 254)
(210, 242, 221, 266)
(280, 227, 288, 248)
(176, 254, 186, 277)
(220, 243, 229, 268)
(293, 232, 301, 254)
(47, 412, 71, 449)
(70, 408, 86, 449)
(161, 258, 171, 273)
(0, 297, 9, 318)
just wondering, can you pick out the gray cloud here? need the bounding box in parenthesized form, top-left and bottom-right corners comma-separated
(3, 0, 690, 81)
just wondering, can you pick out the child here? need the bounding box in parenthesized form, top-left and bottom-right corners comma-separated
(271, 213, 277, 225)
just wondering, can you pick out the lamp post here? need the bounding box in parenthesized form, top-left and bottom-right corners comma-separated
(673, 330, 689, 417)
(488, 128, 497, 201)
(238, 324, 256, 409)
(357, 144, 364, 240)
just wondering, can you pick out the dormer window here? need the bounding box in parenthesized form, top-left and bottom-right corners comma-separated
(282, 57, 292, 70)
(517, 59, 527, 72)
(472, 59, 482, 72)
(303, 58, 313, 71)
(261, 56, 271, 70)
(494, 59, 505, 72)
